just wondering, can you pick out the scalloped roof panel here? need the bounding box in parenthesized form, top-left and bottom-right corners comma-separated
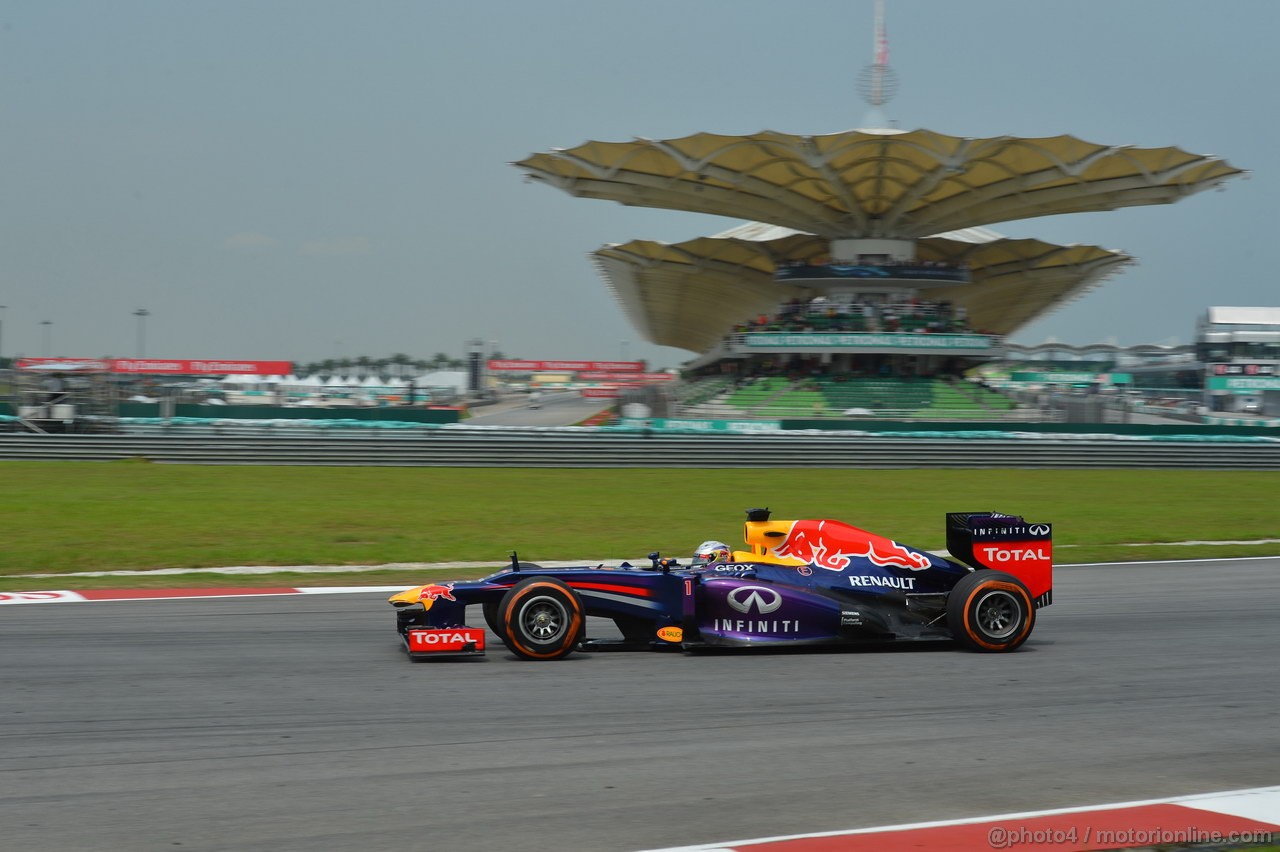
(592, 230, 1132, 352)
(517, 129, 1244, 238)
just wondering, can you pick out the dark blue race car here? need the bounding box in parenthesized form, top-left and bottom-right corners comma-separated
(387, 509, 1053, 660)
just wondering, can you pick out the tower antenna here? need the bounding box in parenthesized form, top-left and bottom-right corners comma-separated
(856, 0, 898, 114)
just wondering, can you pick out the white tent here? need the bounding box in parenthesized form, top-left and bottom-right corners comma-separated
(414, 370, 468, 392)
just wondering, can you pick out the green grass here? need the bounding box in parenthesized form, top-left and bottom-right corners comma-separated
(0, 462, 1277, 590)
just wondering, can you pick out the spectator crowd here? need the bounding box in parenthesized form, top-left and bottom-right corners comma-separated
(733, 296, 977, 335)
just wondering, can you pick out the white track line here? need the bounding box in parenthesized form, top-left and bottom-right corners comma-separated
(636, 785, 1280, 851)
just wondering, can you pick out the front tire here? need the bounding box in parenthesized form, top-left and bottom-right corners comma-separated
(497, 577, 585, 660)
(947, 570, 1035, 652)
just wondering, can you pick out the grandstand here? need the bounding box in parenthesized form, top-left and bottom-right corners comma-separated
(681, 374, 1025, 422)
(982, 309, 1280, 418)
(722, 377, 791, 412)
(516, 8, 1243, 424)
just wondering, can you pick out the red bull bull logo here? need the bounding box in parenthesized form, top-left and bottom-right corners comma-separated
(771, 520, 932, 572)
(418, 582, 457, 602)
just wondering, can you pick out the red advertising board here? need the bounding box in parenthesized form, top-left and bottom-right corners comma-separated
(111, 359, 294, 375)
(17, 358, 293, 375)
(581, 387, 621, 398)
(15, 358, 111, 372)
(488, 359, 645, 373)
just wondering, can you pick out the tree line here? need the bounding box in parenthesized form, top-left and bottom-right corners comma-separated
(293, 351, 507, 378)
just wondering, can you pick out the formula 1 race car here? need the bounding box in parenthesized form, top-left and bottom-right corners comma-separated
(388, 509, 1053, 661)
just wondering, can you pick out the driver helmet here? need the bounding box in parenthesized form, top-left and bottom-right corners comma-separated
(693, 540, 732, 565)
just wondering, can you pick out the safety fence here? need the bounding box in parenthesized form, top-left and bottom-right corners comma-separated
(0, 429, 1277, 469)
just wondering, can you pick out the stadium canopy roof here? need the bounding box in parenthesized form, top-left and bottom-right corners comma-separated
(517, 129, 1244, 238)
(1204, 306, 1280, 326)
(592, 223, 1132, 353)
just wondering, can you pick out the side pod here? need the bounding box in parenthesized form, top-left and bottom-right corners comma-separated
(946, 512, 1053, 608)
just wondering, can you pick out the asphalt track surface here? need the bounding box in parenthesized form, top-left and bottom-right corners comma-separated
(464, 390, 609, 426)
(3, 559, 1278, 852)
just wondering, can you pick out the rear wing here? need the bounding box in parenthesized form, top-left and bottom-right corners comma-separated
(946, 512, 1053, 608)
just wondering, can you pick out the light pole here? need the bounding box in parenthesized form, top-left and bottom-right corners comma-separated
(467, 338, 485, 395)
(40, 320, 52, 356)
(133, 308, 150, 357)
(0, 305, 7, 364)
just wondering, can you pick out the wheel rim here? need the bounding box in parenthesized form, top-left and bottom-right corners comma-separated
(518, 595, 569, 644)
(973, 590, 1021, 640)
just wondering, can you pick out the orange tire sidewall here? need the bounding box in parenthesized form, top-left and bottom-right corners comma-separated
(961, 580, 1033, 651)
(502, 582, 583, 660)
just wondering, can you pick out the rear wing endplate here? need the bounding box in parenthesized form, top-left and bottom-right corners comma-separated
(947, 512, 1053, 608)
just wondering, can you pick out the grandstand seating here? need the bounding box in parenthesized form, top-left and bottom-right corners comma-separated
(756, 386, 828, 416)
(677, 375, 1019, 420)
(972, 384, 1017, 410)
(913, 379, 984, 419)
(723, 377, 791, 411)
(817, 377, 933, 414)
(676, 376, 734, 409)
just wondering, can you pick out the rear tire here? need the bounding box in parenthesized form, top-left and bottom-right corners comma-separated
(947, 570, 1035, 652)
(497, 577, 585, 661)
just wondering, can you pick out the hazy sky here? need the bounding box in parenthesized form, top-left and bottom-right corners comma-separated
(1, 0, 1274, 369)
